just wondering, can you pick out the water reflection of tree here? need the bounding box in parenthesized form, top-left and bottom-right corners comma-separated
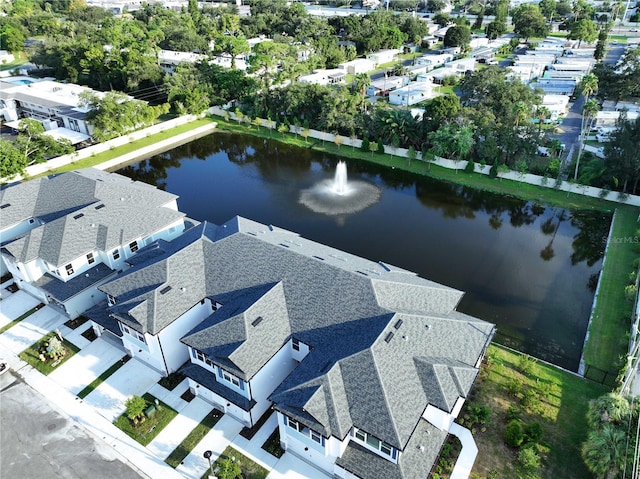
(570, 212, 611, 267)
(119, 154, 182, 190)
(539, 209, 568, 261)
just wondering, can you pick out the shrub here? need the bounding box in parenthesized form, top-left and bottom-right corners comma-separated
(361, 137, 370, 152)
(465, 159, 475, 173)
(489, 162, 498, 178)
(625, 284, 637, 302)
(377, 138, 385, 154)
(517, 445, 541, 477)
(517, 354, 537, 375)
(217, 458, 241, 479)
(504, 419, 524, 448)
(523, 421, 543, 444)
(506, 405, 521, 421)
(521, 388, 540, 410)
(507, 378, 523, 396)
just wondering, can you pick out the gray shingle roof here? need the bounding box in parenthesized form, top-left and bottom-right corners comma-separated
(1, 168, 183, 266)
(97, 215, 494, 458)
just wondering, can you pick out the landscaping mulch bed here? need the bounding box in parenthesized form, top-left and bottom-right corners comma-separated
(64, 316, 89, 330)
(5, 283, 19, 293)
(180, 389, 195, 402)
(240, 409, 273, 440)
(81, 327, 97, 342)
(158, 370, 186, 391)
(261, 427, 284, 458)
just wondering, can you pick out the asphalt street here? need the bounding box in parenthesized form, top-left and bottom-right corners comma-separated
(0, 371, 144, 479)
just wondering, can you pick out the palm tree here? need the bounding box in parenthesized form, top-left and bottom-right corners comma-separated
(586, 393, 632, 429)
(579, 73, 599, 104)
(353, 73, 370, 112)
(512, 101, 530, 128)
(575, 98, 600, 180)
(582, 424, 628, 479)
(535, 106, 551, 130)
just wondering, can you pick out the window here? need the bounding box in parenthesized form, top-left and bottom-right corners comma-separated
(135, 331, 146, 343)
(195, 350, 205, 362)
(112, 249, 120, 261)
(223, 371, 240, 387)
(122, 325, 130, 334)
(353, 428, 395, 459)
(310, 430, 323, 444)
(286, 417, 325, 446)
(107, 294, 116, 305)
(288, 418, 303, 432)
(87, 252, 95, 264)
(65, 264, 74, 275)
(129, 241, 138, 253)
(292, 338, 300, 351)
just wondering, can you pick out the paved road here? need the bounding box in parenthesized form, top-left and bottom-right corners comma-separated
(0, 372, 144, 479)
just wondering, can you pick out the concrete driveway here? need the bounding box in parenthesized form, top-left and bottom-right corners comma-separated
(0, 305, 66, 354)
(267, 452, 332, 479)
(0, 289, 41, 329)
(49, 336, 126, 395)
(83, 358, 162, 422)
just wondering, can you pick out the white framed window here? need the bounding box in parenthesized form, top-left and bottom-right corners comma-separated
(129, 241, 139, 253)
(292, 338, 300, 351)
(107, 294, 116, 305)
(122, 324, 130, 334)
(286, 417, 325, 446)
(87, 252, 95, 264)
(353, 428, 396, 459)
(65, 263, 74, 275)
(223, 371, 240, 387)
(112, 249, 120, 260)
(195, 350, 205, 362)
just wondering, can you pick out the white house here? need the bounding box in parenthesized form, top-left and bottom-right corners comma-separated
(365, 49, 402, 66)
(415, 53, 454, 70)
(366, 76, 409, 97)
(389, 81, 439, 106)
(339, 58, 376, 75)
(594, 110, 640, 128)
(298, 69, 346, 86)
(158, 50, 206, 74)
(0, 78, 119, 144)
(541, 94, 571, 120)
(0, 169, 186, 318)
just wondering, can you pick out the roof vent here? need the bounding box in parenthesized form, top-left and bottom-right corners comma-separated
(180, 287, 186, 292)
(402, 335, 409, 341)
(160, 285, 172, 295)
(279, 243, 290, 248)
(356, 270, 368, 276)
(73, 213, 84, 220)
(0, 203, 10, 209)
(384, 332, 394, 343)
(425, 324, 430, 330)
(418, 445, 425, 452)
(312, 255, 325, 261)
(394, 319, 403, 330)
(251, 316, 264, 327)
(95, 204, 105, 210)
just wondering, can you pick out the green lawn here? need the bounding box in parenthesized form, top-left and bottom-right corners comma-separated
(582, 206, 639, 376)
(165, 409, 224, 468)
(77, 356, 129, 399)
(204, 446, 269, 479)
(0, 303, 44, 334)
(0, 51, 28, 71)
(19, 331, 81, 375)
(470, 344, 608, 478)
(113, 393, 178, 446)
(609, 35, 629, 44)
(42, 117, 216, 176)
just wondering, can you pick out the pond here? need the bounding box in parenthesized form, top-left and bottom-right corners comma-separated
(117, 132, 611, 372)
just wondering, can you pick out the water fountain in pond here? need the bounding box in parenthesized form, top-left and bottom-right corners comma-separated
(299, 161, 381, 215)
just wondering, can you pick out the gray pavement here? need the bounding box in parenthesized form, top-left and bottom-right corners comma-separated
(0, 372, 144, 479)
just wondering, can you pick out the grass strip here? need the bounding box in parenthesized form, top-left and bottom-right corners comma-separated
(582, 205, 639, 373)
(205, 445, 268, 479)
(471, 344, 608, 478)
(40, 117, 216, 177)
(0, 303, 44, 334)
(165, 408, 224, 468)
(113, 393, 178, 446)
(77, 355, 128, 399)
(19, 331, 81, 375)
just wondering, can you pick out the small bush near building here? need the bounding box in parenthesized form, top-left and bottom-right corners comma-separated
(504, 420, 524, 448)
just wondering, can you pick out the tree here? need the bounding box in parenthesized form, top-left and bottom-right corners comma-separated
(603, 116, 640, 193)
(512, 4, 549, 41)
(538, 0, 556, 22)
(353, 73, 371, 111)
(125, 395, 147, 422)
(428, 122, 475, 170)
(568, 19, 598, 47)
(13, 119, 73, 165)
(80, 92, 168, 142)
(444, 25, 472, 49)
(407, 145, 417, 166)
(0, 24, 25, 53)
(0, 140, 28, 179)
(582, 425, 628, 479)
(427, 0, 447, 12)
(213, 35, 250, 69)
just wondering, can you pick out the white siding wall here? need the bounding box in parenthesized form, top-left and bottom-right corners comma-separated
(157, 301, 211, 374)
(248, 344, 297, 425)
(423, 403, 459, 431)
(122, 329, 165, 374)
(278, 412, 337, 474)
(189, 377, 252, 425)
